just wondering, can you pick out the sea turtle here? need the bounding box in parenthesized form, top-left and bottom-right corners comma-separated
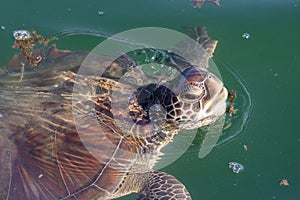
(0, 27, 228, 199)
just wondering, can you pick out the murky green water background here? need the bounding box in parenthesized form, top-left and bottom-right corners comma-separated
(1, 0, 300, 199)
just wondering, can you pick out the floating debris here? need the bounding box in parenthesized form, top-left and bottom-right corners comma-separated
(227, 90, 237, 117)
(243, 144, 248, 151)
(12, 30, 56, 66)
(1, 25, 5, 30)
(280, 179, 289, 186)
(242, 32, 250, 39)
(228, 162, 244, 173)
(224, 90, 237, 129)
(223, 120, 232, 130)
(192, 0, 220, 8)
(13, 30, 32, 40)
(98, 11, 104, 15)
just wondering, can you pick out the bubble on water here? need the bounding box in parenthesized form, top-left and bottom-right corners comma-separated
(98, 11, 104, 15)
(13, 30, 32, 40)
(228, 162, 244, 173)
(1, 26, 5, 30)
(242, 32, 250, 39)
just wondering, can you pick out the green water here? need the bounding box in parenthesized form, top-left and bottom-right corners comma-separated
(1, 0, 300, 199)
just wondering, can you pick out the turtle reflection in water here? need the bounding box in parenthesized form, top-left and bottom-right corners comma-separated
(191, 0, 220, 8)
(0, 27, 227, 200)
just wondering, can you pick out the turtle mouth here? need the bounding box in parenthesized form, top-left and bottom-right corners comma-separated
(187, 86, 227, 128)
(219, 87, 228, 101)
(204, 86, 228, 118)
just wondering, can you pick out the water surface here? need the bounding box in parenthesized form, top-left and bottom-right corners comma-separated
(1, 0, 299, 199)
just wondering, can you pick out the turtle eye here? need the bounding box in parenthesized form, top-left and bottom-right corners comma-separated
(179, 83, 205, 102)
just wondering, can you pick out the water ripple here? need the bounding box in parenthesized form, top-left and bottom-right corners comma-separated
(185, 64, 254, 158)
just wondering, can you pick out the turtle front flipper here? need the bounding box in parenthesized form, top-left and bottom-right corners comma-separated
(0, 134, 12, 200)
(188, 26, 217, 59)
(165, 26, 218, 71)
(187, 26, 218, 70)
(137, 171, 191, 200)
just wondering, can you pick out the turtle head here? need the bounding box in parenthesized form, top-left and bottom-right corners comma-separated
(164, 66, 228, 130)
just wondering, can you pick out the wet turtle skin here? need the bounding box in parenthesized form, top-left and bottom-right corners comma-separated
(0, 27, 227, 200)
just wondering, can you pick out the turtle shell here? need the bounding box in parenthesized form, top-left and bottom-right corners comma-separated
(0, 45, 148, 200)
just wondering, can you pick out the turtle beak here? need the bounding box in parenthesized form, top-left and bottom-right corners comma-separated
(206, 86, 228, 117)
(200, 73, 228, 122)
